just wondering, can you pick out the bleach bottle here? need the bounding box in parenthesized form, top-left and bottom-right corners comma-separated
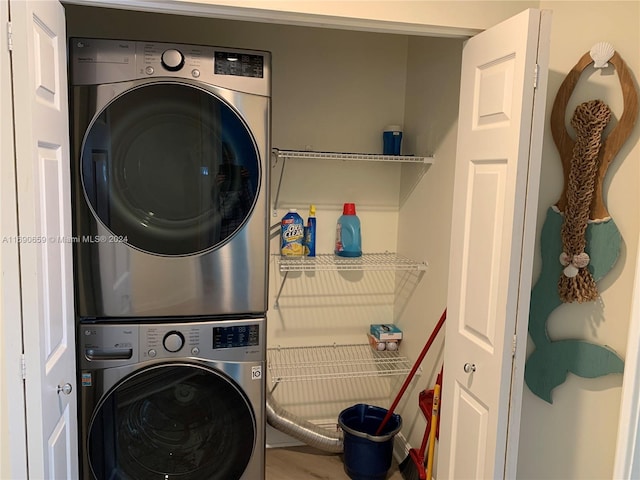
(335, 203, 362, 257)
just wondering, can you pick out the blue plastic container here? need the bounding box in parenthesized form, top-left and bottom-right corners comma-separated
(383, 125, 402, 155)
(335, 203, 362, 257)
(338, 404, 402, 480)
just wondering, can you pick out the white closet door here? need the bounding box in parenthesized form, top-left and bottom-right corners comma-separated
(439, 8, 550, 479)
(10, 1, 78, 478)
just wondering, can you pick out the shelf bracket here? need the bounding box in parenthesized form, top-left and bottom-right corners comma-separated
(269, 379, 281, 394)
(272, 151, 287, 217)
(273, 270, 289, 309)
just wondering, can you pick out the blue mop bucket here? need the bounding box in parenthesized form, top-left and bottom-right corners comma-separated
(338, 404, 402, 480)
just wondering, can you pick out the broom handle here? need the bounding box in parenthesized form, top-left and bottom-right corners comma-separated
(419, 364, 444, 457)
(375, 309, 446, 435)
(418, 413, 431, 455)
(426, 384, 441, 480)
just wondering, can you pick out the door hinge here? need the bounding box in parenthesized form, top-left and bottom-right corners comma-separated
(533, 63, 539, 89)
(7, 21, 12, 52)
(512, 335, 517, 357)
(20, 354, 26, 380)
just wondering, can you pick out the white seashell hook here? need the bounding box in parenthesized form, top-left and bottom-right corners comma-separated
(590, 42, 615, 68)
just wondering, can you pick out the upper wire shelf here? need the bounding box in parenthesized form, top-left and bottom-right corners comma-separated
(272, 149, 434, 164)
(277, 252, 427, 272)
(271, 149, 434, 215)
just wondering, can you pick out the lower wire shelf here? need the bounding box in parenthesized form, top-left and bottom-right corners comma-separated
(267, 343, 413, 386)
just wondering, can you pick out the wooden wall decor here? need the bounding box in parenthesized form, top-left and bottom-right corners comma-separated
(526, 46, 638, 403)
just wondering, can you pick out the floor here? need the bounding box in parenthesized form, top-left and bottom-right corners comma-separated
(266, 446, 405, 480)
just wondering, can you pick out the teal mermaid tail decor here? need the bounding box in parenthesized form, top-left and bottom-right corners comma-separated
(525, 207, 625, 403)
(526, 340, 624, 404)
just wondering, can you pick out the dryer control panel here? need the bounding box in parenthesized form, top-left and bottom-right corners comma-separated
(70, 37, 271, 97)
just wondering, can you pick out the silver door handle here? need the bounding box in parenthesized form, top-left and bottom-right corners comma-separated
(57, 383, 73, 395)
(463, 363, 476, 373)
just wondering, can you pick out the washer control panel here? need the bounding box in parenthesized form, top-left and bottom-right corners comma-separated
(79, 318, 265, 368)
(144, 325, 200, 356)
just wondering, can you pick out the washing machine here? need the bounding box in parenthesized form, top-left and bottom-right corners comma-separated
(78, 317, 265, 480)
(69, 38, 271, 319)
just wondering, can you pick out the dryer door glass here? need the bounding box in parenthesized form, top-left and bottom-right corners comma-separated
(87, 364, 256, 480)
(81, 83, 261, 256)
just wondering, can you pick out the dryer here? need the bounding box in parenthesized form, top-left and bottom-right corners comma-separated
(69, 38, 270, 318)
(78, 318, 265, 480)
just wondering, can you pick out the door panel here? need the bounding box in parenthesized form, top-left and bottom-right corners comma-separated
(439, 9, 550, 479)
(451, 385, 489, 478)
(10, 0, 78, 478)
(462, 161, 507, 352)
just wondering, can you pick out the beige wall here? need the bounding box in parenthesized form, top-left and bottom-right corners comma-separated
(395, 34, 463, 451)
(69, 0, 536, 34)
(517, 2, 640, 479)
(173, 0, 530, 28)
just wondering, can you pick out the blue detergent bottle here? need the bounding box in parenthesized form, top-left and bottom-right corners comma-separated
(304, 204, 317, 257)
(335, 203, 362, 257)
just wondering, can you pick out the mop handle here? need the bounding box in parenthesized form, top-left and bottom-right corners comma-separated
(374, 309, 446, 436)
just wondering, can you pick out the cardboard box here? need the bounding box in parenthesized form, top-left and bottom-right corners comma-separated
(370, 324, 403, 341)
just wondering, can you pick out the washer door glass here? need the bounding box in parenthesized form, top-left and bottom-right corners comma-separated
(81, 83, 260, 256)
(88, 364, 256, 480)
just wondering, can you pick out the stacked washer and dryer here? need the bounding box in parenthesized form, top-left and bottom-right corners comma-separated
(69, 38, 271, 480)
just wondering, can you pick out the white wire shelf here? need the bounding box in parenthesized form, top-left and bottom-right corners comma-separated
(267, 343, 413, 384)
(270, 148, 434, 215)
(277, 252, 427, 272)
(272, 148, 434, 164)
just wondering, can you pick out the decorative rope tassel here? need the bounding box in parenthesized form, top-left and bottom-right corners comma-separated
(558, 99, 611, 303)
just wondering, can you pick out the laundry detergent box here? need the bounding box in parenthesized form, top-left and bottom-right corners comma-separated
(370, 324, 403, 341)
(280, 209, 305, 256)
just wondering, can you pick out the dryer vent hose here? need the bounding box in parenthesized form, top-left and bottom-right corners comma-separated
(266, 391, 344, 453)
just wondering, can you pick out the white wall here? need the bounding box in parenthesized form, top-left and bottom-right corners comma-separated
(517, 2, 640, 479)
